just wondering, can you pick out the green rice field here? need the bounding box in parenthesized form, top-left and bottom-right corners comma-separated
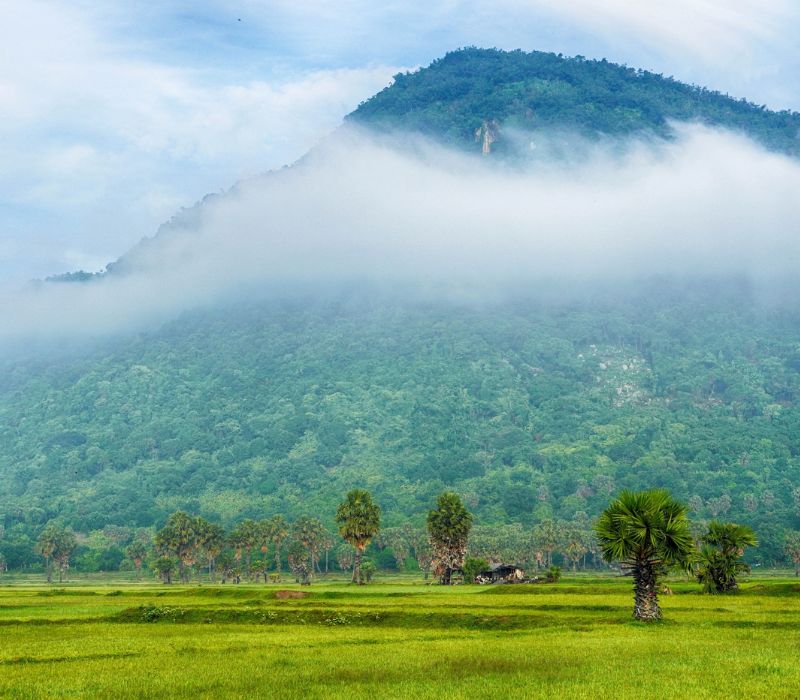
(1, 576, 799, 699)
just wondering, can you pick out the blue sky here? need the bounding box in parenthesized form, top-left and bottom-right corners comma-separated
(2, 0, 798, 283)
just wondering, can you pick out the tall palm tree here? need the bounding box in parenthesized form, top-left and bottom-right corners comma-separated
(335, 489, 381, 584)
(293, 516, 325, 583)
(696, 521, 757, 593)
(594, 489, 694, 621)
(267, 515, 289, 578)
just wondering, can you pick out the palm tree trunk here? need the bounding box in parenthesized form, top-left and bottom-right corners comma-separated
(632, 561, 661, 621)
(353, 547, 363, 584)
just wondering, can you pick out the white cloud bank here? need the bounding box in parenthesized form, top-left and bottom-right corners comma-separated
(0, 1, 399, 281)
(1, 124, 798, 345)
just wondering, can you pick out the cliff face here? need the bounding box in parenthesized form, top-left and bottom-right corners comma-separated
(475, 119, 500, 155)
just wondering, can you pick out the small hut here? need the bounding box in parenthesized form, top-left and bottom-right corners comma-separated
(477, 563, 525, 584)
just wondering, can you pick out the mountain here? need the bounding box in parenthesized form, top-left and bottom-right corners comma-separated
(2, 48, 800, 569)
(349, 48, 800, 155)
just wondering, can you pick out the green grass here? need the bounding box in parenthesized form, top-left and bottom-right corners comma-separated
(1, 576, 799, 698)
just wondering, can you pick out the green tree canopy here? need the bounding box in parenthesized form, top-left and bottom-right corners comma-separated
(427, 492, 473, 585)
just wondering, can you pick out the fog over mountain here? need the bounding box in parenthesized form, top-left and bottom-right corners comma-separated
(1, 121, 799, 346)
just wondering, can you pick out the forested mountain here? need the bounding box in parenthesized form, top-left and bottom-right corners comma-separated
(349, 48, 800, 155)
(2, 48, 800, 568)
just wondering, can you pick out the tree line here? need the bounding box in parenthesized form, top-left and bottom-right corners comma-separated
(22, 487, 800, 610)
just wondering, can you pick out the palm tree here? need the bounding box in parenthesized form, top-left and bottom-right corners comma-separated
(35, 523, 77, 583)
(229, 519, 259, 579)
(594, 489, 694, 621)
(696, 521, 758, 593)
(335, 489, 381, 584)
(125, 539, 149, 581)
(154, 511, 200, 583)
(267, 515, 289, 579)
(293, 516, 325, 584)
(785, 532, 800, 576)
(427, 492, 472, 585)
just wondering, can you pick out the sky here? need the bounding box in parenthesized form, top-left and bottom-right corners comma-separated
(1, 0, 799, 285)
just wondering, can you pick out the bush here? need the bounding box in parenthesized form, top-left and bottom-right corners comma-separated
(361, 561, 377, 583)
(546, 565, 561, 583)
(462, 557, 489, 584)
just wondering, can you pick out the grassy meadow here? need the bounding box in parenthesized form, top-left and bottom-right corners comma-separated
(1, 575, 799, 699)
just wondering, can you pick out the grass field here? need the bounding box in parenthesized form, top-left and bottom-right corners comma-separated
(1, 576, 799, 699)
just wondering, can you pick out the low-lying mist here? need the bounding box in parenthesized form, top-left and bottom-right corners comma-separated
(2, 123, 799, 348)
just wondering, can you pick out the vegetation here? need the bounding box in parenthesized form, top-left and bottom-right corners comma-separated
(428, 492, 473, 584)
(335, 489, 381, 584)
(696, 521, 758, 593)
(2, 287, 800, 573)
(595, 489, 694, 620)
(350, 47, 800, 156)
(34, 524, 76, 583)
(785, 532, 800, 576)
(1, 578, 800, 698)
(462, 556, 489, 583)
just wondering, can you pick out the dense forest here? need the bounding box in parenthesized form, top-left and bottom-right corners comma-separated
(2, 281, 800, 568)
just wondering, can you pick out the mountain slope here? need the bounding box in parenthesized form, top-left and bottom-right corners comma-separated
(3, 49, 800, 567)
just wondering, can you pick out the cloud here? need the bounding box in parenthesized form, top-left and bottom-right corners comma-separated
(2, 0, 798, 287)
(1, 124, 798, 346)
(0, 1, 399, 281)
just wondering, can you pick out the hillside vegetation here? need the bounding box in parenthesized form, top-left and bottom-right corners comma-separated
(349, 47, 800, 154)
(2, 283, 799, 565)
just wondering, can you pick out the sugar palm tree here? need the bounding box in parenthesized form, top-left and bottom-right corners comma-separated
(595, 489, 694, 621)
(335, 489, 381, 584)
(267, 515, 289, 579)
(696, 521, 757, 593)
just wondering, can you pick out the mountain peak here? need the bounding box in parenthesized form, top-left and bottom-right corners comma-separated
(348, 47, 800, 155)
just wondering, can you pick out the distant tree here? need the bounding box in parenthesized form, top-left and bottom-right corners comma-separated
(251, 558, 269, 583)
(287, 540, 311, 585)
(427, 492, 472, 585)
(563, 522, 589, 572)
(293, 516, 326, 582)
(35, 523, 77, 583)
(125, 539, 149, 580)
(229, 519, 259, 579)
(784, 532, 800, 576)
(35, 524, 59, 584)
(154, 511, 201, 583)
(595, 489, 694, 621)
(532, 520, 560, 568)
(404, 525, 433, 578)
(696, 521, 758, 593)
(462, 556, 489, 584)
(335, 544, 355, 573)
(0, 552, 6, 574)
(216, 552, 239, 584)
(381, 527, 411, 571)
(335, 489, 381, 585)
(266, 515, 289, 579)
(317, 527, 336, 574)
(196, 520, 224, 582)
(152, 556, 176, 584)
